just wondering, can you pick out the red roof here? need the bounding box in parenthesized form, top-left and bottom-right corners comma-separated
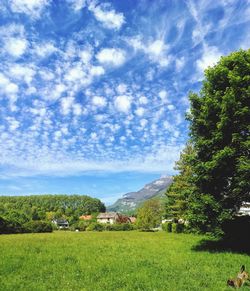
(79, 215, 92, 220)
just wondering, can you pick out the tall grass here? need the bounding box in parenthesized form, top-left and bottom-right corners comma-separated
(0, 231, 249, 290)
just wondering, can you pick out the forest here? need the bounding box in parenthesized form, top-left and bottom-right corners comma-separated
(0, 195, 105, 233)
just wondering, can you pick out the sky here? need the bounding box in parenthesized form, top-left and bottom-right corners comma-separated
(0, 0, 249, 205)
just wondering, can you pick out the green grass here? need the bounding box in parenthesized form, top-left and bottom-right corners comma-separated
(0, 231, 250, 291)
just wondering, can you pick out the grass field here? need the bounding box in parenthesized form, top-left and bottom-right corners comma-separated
(1, 231, 250, 291)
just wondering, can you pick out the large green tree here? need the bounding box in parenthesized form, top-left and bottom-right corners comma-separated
(165, 143, 195, 221)
(187, 49, 250, 233)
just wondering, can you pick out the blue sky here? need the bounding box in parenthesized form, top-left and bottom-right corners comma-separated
(0, 0, 249, 204)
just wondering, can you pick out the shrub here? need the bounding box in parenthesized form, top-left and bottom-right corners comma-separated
(23, 221, 53, 233)
(167, 222, 172, 232)
(0, 216, 23, 234)
(105, 223, 135, 231)
(74, 220, 89, 231)
(162, 222, 172, 232)
(172, 223, 184, 233)
(86, 222, 104, 231)
(121, 223, 135, 231)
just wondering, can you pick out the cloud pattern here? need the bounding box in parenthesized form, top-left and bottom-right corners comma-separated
(0, 0, 249, 180)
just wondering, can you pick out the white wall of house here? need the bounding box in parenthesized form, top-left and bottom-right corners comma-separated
(239, 207, 250, 216)
(97, 218, 116, 224)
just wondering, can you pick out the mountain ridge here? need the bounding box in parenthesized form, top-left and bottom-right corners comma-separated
(107, 176, 173, 213)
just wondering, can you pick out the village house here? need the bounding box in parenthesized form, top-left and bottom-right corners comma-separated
(52, 219, 69, 229)
(79, 215, 92, 221)
(238, 202, 250, 216)
(129, 217, 136, 223)
(97, 212, 131, 224)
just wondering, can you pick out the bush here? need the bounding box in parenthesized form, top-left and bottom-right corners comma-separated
(105, 223, 135, 231)
(0, 216, 23, 234)
(72, 220, 89, 231)
(86, 222, 104, 231)
(162, 222, 172, 232)
(23, 221, 53, 233)
(172, 223, 184, 233)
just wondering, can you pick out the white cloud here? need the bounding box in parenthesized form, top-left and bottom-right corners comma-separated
(39, 70, 54, 81)
(79, 49, 92, 64)
(6, 117, 20, 131)
(9, 64, 35, 84)
(140, 119, 148, 128)
(35, 42, 57, 58)
(61, 97, 74, 115)
(5, 37, 28, 58)
(54, 130, 62, 140)
(68, 0, 86, 11)
(0, 73, 19, 95)
(92, 96, 107, 107)
(116, 83, 127, 94)
(163, 121, 173, 131)
(114, 95, 131, 113)
(72, 103, 82, 116)
(197, 46, 221, 73)
(139, 96, 148, 105)
(0, 73, 10, 87)
(135, 107, 145, 117)
(89, 2, 125, 30)
(9, 0, 50, 18)
(5, 83, 19, 94)
(30, 107, 46, 117)
(50, 83, 66, 100)
(167, 104, 175, 111)
(65, 66, 85, 82)
(90, 66, 105, 76)
(175, 57, 185, 72)
(148, 40, 166, 56)
(159, 90, 168, 101)
(90, 132, 98, 140)
(129, 37, 170, 67)
(96, 48, 126, 67)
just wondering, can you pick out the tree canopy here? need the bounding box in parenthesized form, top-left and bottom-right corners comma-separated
(187, 49, 250, 233)
(136, 199, 163, 230)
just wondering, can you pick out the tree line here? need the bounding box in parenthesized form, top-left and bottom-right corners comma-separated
(0, 195, 105, 234)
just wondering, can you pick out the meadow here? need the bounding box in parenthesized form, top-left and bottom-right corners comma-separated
(1, 231, 250, 291)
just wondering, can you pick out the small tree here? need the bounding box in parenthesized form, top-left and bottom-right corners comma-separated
(136, 199, 163, 231)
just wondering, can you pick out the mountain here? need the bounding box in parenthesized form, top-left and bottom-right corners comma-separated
(107, 176, 173, 213)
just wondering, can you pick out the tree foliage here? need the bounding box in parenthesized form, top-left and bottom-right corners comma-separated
(0, 195, 105, 234)
(165, 143, 195, 221)
(187, 49, 250, 233)
(136, 199, 163, 230)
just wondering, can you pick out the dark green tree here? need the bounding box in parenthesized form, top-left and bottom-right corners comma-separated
(165, 143, 195, 221)
(187, 49, 250, 233)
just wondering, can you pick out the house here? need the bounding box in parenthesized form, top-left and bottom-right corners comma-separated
(52, 219, 69, 229)
(162, 218, 173, 224)
(97, 212, 131, 224)
(238, 202, 250, 216)
(79, 215, 92, 221)
(97, 212, 119, 224)
(129, 217, 136, 223)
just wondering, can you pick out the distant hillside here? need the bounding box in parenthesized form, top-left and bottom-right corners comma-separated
(107, 176, 173, 213)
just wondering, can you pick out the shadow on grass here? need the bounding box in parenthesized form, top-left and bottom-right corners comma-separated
(192, 237, 250, 255)
(193, 217, 250, 255)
